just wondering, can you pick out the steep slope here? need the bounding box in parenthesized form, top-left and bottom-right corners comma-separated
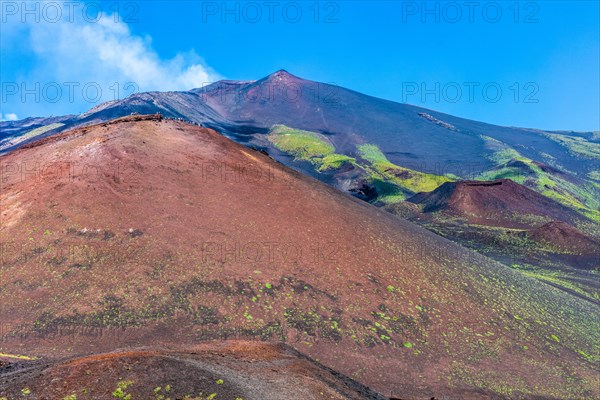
(0, 342, 386, 399)
(193, 70, 596, 179)
(407, 179, 586, 228)
(0, 116, 598, 399)
(77, 91, 225, 126)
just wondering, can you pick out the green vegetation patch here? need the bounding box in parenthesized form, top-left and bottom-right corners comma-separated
(479, 136, 600, 222)
(24, 123, 66, 137)
(0, 123, 65, 151)
(480, 136, 527, 164)
(268, 125, 356, 171)
(587, 170, 600, 182)
(544, 133, 600, 160)
(268, 125, 334, 160)
(318, 153, 356, 171)
(268, 126, 452, 204)
(356, 144, 452, 203)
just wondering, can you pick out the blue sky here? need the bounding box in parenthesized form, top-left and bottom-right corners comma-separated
(1, 0, 599, 131)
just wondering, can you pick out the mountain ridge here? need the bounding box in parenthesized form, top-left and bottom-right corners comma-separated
(3, 70, 596, 175)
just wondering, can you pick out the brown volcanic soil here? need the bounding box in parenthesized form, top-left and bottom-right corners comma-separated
(0, 341, 386, 399)
(529, 221, 600, 256)
(407, 179, 585, 228)
(0, 116, 598, 399)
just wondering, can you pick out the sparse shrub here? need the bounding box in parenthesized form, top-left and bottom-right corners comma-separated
(112, 380, 134, 399)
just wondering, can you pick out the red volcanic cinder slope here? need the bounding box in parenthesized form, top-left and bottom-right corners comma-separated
(408, 179, 587, 228)
(0, 116, 598, 399)
(529, 221, 600, 255)
(0, 341, 386, 400)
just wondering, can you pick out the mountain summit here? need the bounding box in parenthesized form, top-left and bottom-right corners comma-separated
(264, 68, 302, 81)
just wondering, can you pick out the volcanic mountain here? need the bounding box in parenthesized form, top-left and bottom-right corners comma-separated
(3, 71, 598, 256)
(0, 70, 598, 178)
(407, 179, 587, 228)
(0, 116, 598, 399)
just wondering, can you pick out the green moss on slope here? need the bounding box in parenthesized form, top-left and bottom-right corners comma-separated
(318, 153, 356, 171)
(0, 123, 65, 151)
(268, 124, 335, 161)
(544, 133, 600, 161)
(268, 125, 452, 204)
(267, 125, 357, 173)
(357, 144, 453, 203)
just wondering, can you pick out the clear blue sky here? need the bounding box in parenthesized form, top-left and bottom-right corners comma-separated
(1, 0, 599, 131)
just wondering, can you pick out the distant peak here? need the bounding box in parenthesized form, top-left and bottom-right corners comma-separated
(265, 69, 302, 81)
